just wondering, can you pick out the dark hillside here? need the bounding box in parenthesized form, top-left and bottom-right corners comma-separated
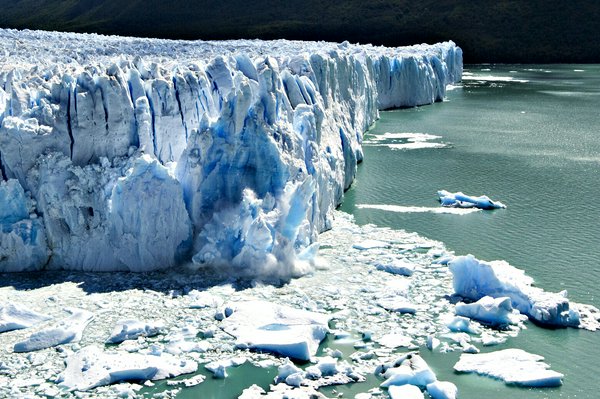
(0, 0, 598, 63)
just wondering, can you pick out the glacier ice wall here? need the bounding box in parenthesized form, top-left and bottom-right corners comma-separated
(0, 29, 462, 275)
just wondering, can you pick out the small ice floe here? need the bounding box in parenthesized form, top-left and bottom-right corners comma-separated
(205, 357, 246, 378)
(352, 239, 389, 250)
(240, 383, 327, 399)
(378, 353, 458, 398)
(57, 345, 198, 391)
(106, 319, 165, 344)
(364, 132, 448, 150)
(453, 348, 563, 387)
(455, 296, 526, 328)
(0, 303, 52, 333)
(445, 316, 481, 334)
(357, 204, 480, 215)
(166, 374, 205, 387)
(426, 381, 458, 399)
(276, 356, 364, 389)
(388, 384, 424, 399)
(437, 190, 506, 210)
(375, 333, 413, 349)
(379, 353, 436, 388)
(462, 75, 529, 83)
(449, 255, 597, 329)
(13, 308, 93, 352)
(375, 259, 415, 276)
(377, 297, 418, 314)
(164, 324, 211, 355)
(186, 290, 224, 309)
(220, 300, 330, 361)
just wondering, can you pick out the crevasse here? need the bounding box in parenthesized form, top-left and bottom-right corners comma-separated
(0, 29, 462, 276)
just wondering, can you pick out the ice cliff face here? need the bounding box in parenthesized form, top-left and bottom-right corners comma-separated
(0, 29, 462, 276)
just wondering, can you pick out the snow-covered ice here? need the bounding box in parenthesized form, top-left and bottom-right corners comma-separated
(0, 28, 462, 275)
(0, 303, 51, 333)
(453, 348, 564, 387)
(437, 190, 506, 210)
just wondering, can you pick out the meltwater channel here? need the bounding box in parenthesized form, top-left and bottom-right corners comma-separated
(340, 65, 600, 399)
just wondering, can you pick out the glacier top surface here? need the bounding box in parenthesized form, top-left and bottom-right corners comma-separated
(0, 28, 457, 71)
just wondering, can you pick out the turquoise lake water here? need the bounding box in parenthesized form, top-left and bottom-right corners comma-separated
(340, 64, 600, 399)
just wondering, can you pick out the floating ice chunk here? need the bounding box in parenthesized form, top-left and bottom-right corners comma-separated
(220, 300, 330, 361)
(57, 345, 197, 391)
(388, 385, 424, 399)
(0, 303, 51, 333)
(455, 296, 525, 328)
(186, 290, 224, 309)
(437, 190, 506, 210)
(240, 383, 327, 399)
(481, 333, 507, 346)
(426, 381, 458, 399)
(380, 353, 437, 388)
(303, 356, 364, 387)
(377, 297, 418, 314)
(445, 316, 481, 334)
(376, 333, 413, 348)
(14, 308, 93, 352)
(106, 319, 165, 344)
(462, 75, 529, 83)
(426, 336, 440, 351)
(376, 259, 415, 276)
(276, 360, 305, 386)
(453, 349, 563, 387)
(205, 357, 246, 379)
(166, 374, 206, 387)
(449, 255, 582, 328)
(352, 239, 389, 250)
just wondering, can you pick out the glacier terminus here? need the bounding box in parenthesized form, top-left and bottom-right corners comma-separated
(0, 29, 462, 276)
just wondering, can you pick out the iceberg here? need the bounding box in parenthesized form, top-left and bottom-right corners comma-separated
(0, 28, 462, 276)
(219, 300, 330, 361)
(448, 255, 599, 329)
(437, 190, 506, 210)
(453, 348, 563, 387)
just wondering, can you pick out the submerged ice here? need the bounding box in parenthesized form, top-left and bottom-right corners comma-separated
(0, 28, 462, 275)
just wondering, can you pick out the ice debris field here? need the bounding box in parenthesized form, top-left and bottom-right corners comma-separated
(0, 29, 598, 398)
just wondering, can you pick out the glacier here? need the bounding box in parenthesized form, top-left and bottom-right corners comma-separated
(0, 28, 462, 275)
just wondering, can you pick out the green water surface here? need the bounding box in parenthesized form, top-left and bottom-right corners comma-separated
(340, 64, 600, 399)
